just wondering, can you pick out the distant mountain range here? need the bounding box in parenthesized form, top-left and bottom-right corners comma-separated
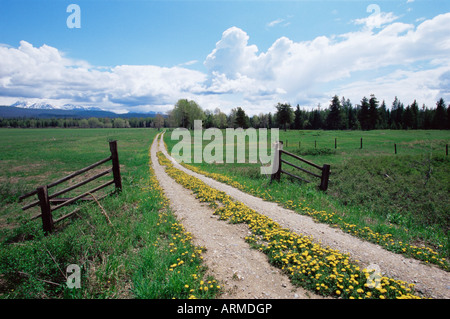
(10, 100, 104, 112)
(0, 101, 161, 119)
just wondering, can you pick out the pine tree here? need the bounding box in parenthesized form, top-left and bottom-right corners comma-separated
(433, 98, 447, 129)
(310, 108, 323, 129)
(403, 105, 414, 129)
(294, 105, 302, 129)
(378, 100, 388, 129)
(368, 94, 379, 130)
(410, 100, 419, 129)
(235, 107, 249, 128)
(358, 97, 370, 130)
(390, 97, 404, 129)
(326, 95, 342, 130)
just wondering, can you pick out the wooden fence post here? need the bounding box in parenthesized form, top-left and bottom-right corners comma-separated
(270, 141, 283, 182)
(360, 138, 363, 149)
(37, 186, 53, 234)
(335, 138, 337, 149)
(319, 164, 331, 191)
(394, 143, 397, 154)
(109, 140, 122, 191)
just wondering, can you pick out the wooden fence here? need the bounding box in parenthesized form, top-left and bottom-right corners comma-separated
(19, 140, 122, 234)
(271, 141, 331, 191)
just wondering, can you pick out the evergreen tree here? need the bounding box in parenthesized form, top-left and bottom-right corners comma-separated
(294, 104, 302, 129)
(310, 108, 323, 129)
(433, 98, 447, 129)
(422, 105, 434, 129)
(403, 105, 414, 129)
(410, 100, 419, 129)
(235, 107, 249, 128)
(358, 97, 371, 130)
(326, 95, 342, 130)
(368, 94, 379, 130)
(378, 100, 388, 129)
(390, 97, 404, 129)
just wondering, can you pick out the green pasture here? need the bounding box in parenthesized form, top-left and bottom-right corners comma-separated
(0, 128, 220, 299)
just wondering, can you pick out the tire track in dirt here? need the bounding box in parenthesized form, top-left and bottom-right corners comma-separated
(158, 133, 449, 299)
(150, 134, 323, 299)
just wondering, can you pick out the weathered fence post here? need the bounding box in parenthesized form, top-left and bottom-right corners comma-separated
(109, 140, 122, 191)
(394, 143, 397, 154)
(335, 138, 337, 149)
(319, 164, 331, 191)
(446, 144, 448, 156)
(37, 186, 53, 234)
(360, 138, 363, 149)
(270, 141, 283, 182)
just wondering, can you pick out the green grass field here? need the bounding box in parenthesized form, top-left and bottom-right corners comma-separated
(164, 129, 450, 269)
(0, 128, 448, 299)
(0, 128, 220, 298)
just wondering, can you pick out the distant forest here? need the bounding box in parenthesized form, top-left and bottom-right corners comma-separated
(167, 95, 450, 131)
(1, 95, 449, 130)
(0, 116, 160, 129)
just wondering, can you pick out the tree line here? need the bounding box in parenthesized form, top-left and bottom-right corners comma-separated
(2, 95, 449, 130)
(168, 96, 450, 131)
(0, 115, 165, 129)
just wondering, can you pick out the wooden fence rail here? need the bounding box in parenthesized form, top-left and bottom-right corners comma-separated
(19, 140, 122, 234)
(271, 141, 330, 191)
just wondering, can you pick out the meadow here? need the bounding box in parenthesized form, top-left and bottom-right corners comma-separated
(164, 129, 450, 269)
(0, 127, 448, 299)
(0, 128, 220, 298)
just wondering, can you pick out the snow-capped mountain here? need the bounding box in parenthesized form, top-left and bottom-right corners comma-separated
(10, 101, 102, 111)
(11, 100, 55, 110)
(3, 100, 160, 118)
(59, 104, 102, 111)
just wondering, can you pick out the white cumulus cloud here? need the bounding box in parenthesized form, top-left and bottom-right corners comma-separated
(1, 12, 450, 115)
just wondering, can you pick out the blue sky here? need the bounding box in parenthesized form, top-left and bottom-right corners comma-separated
(1, 0, 450, 114)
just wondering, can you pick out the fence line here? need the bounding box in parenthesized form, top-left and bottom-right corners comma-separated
(286, 137, 448, 156)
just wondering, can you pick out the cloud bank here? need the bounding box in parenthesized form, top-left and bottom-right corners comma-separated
(1, 12, 449, 114)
